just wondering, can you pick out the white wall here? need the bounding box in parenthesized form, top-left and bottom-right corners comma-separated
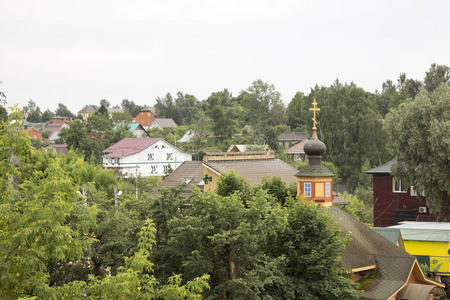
(103, 139, 191, 177)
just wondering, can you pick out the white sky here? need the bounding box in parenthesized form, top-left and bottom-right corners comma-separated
(1, 0, 449, 113)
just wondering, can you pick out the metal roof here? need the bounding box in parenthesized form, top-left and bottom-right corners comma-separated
(388, 222, 450, 242)
(103, 137, 160, 157)
(365, 159, 397, 174)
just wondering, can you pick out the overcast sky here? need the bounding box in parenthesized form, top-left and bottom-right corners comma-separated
(1, 0, 449, 113)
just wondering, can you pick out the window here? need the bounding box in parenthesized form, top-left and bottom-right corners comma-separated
(167, 153, 173, 160)
(410, 186, 417, 196)
(148, 153, 154, 161)
(393, 178, 407, 193)
(304, 182, 312, 197)
(163, 165, 168, 172)
(150, 165, 157, 174)
(325, 182, 331, 197)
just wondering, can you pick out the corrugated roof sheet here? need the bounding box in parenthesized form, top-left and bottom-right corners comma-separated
(103, 137, 160, 157)
(371, 228, 402, 245)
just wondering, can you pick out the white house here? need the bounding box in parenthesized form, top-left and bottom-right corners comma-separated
(102, 137, 192, 177)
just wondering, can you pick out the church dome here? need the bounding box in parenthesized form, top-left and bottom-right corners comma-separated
(304, 138, 326, 156)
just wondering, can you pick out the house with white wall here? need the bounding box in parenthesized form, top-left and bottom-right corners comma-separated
(102, 137, 191, 177)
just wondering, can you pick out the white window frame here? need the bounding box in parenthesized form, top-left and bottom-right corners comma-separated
(325, 182, 331, 197)
(393, 178, 407, 193)
(410, 186, 417, 196)
(304, 182, 312, 197)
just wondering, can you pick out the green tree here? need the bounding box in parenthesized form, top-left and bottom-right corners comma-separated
(311, 81, 388, 190)
(260, 175, 291, 205)
(286, 91, 309, 130)
(41, 108, 55, 122)
(156, 92, 201, 125)
(238, 80, 285, 133)
(121, 99, 144, 117)
(385, 84, 450, 211)
(206, 89, 239, 140)
(216, 170, 249, 197)
(55, 103, 75, 117)
(424, 63, 450, 93)
(340, 192, 373, 225)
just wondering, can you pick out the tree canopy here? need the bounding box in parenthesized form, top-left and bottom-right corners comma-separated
(385, 83, 450, 211)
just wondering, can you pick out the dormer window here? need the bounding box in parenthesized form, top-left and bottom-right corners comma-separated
(148, 153, 154, 161)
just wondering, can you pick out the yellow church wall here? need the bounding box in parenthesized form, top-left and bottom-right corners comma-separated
(202, 166, 220, 193)
(296, 177, 334, 205)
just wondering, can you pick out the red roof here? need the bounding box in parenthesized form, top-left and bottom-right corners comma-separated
(103, 137, 160, 158)
(286, 140, 307, 154)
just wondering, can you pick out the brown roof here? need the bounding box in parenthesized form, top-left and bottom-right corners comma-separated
(205, 159, 298, 186)
(286, 140, 307, 154)
(154, 161, 204, 198)
(103, 138, 161, 157)
(278, 131, 308, 141)
(326, 206, 428, 299)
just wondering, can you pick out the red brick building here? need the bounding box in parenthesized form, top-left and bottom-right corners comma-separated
(366, 159, 447, 227)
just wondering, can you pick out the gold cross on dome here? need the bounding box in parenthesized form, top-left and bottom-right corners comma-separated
(309, 98, 320, 131)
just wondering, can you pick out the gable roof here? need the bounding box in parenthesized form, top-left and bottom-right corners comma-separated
(153, 118, 177, 128)
(326, 206, 420, 299)
(205, 158, 298, 186)
(278, 131, 309, 141)
(286, 140, 307, 154)
(154, 161, 204, 198)
(78, 105, 98, 114)
(114, 122, 145, 132)
(365, 159, 397, 174)
(103, 137, 160, 158)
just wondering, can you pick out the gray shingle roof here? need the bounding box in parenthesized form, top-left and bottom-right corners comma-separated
(154, 161, 204, 198)
(365, 159, 397, 174)
(206, 158, 298, 186)
(153, 118, 177, 128)
(295, 163, 334, 177)
(278, 131, 309, 141)
(327, 206, 418, 299)
(78, 105, 98, 114)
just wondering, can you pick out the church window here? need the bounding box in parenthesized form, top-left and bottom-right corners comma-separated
(325, 182, 331, 197)
(304, 182, 312, 197)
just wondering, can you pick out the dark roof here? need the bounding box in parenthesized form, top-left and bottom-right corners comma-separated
(365, 159, 397, 174)
(286, 140, 307, 154)
(154, 161, 204, 198)
(78, 105, 98, 114)
(49, 144, 68, 155)
(206, 158, 298, 186)
(139, 106, 158, 115)
(371, 228, 402, 246)
(327, 206, 417, 299)
(103, 137, 160, 157)
(153, 118, 177, 128)
(295, 163, 334, 177)
(278, 131, 308, 141)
